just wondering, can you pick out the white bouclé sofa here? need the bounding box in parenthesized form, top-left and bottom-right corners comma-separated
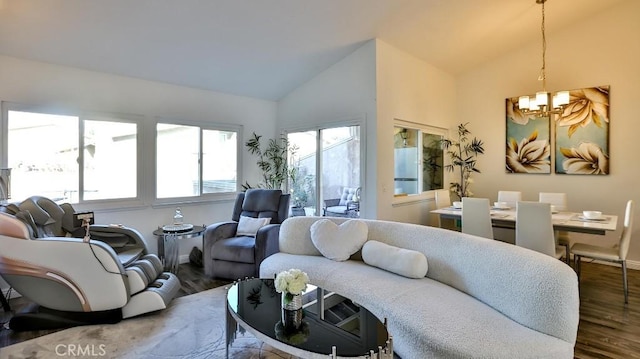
(260, 216, 579, 359)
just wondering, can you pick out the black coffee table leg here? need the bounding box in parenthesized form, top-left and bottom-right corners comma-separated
(225, 302, 237, 359)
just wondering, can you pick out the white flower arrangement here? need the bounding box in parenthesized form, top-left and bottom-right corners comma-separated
(275, 268, 309, 304)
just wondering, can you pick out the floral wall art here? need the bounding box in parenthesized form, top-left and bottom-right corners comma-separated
(555, 86, 609, 175)
(505, 98, 551, 174)
(505, 85, 610, 175)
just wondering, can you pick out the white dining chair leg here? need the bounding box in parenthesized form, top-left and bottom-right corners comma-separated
(622, 260, 628, 304)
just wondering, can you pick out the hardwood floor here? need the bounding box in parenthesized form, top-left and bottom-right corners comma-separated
(574, 261, 640, 359)
(0, 261, 638, 358)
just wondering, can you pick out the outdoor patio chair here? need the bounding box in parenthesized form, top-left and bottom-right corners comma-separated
(323, 187, 360, 218)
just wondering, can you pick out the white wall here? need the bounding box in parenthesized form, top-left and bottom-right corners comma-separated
(277, 39, 458, 223)
(456, 0, 640, 261)
(0, 55, 277, 261)
(277, 40, 378, 218)
(375, 40, 457, 223)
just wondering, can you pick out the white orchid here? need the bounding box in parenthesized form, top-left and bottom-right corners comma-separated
(557, 87, 609, 138)
(560, 142, 608, 175)
(506, 130, 551, 173)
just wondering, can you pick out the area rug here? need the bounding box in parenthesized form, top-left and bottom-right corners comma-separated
(0, 286, 296, 359)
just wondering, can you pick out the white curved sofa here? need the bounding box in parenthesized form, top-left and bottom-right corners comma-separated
(260, 217, 579, 359)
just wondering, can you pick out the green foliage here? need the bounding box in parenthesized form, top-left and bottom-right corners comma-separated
(289, 163, 315, 208)
(441, 123, 484, 201)
(422, 137, 444, 190)
(244, 132, 293, 190)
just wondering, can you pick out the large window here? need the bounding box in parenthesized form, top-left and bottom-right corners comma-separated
(287, 124, 361, 217)
(156, 123, 238, 199)
(5, 108, 138, 203)
(1, 103, 241, 205)
(394, 123, 446, 196)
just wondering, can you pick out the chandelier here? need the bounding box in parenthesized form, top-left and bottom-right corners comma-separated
(517, 0, 569, 117)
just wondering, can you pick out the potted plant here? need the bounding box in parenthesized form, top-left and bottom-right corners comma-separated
(243, 132, 293, 190)
(441, 123, 484, 201)
(288, 155, 314, 216)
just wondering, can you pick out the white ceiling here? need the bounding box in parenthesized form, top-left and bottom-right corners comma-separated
(0, 0, 627, 101)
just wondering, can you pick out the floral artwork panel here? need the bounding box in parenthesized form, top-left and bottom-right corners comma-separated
(555, 86, 609, 175)
(505, 98, 551, 174)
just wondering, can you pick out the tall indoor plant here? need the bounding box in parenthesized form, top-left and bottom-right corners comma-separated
(442, 123, 484, 201)
(244, 132, 293, 190)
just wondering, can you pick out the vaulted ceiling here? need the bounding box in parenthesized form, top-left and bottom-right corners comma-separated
(0, 0, 627, 101)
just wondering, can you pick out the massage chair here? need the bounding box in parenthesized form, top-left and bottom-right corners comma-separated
(0, 196, 180, 331)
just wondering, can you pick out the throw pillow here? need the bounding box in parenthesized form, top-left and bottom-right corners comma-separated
(310, 219, 368, 261)
(362, 240, 428, 279)
(236, 216, 271, 236)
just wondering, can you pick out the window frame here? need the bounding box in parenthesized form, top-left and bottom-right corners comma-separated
(1, 102, 244, 210)
(152, 117, 242, 206)
(393, 120, 448, 205)
(1, 101, 145, 208)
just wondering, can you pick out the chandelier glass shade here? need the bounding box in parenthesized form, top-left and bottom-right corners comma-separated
(517, 0, 569, 117)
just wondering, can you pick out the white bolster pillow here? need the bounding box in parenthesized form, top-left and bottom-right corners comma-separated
(362, 240, 428, 279)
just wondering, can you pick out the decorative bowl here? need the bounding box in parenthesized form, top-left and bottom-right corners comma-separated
(583, 211, 602, 219)
(452, 201, 463, 209)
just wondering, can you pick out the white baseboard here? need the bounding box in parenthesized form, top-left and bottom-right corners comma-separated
(628, 260, 640, 270)
(593, 260, 640, 270)
(179, 254, 190, 264)
(575, 256, 640, 270)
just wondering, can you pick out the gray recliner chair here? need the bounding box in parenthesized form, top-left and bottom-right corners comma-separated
(0, 199, 180, 331)
(203, 189, 290, 280)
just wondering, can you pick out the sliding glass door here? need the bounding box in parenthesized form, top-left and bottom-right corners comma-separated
(287, 125, 361, 218)
(288, 131, 317, 216)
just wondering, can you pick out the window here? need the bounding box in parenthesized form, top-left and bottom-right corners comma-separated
(5, 108, 138, 203)
(156, 123, 238, 199)
(2, 103, 240, 205)
(394, 123, 446, 196)
(84, 120, 138, 200)
(287, 124, 361, 217)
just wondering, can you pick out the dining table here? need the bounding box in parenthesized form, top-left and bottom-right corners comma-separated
(431, 206, 618, 235)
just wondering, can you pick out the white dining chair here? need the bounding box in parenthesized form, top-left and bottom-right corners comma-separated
(462, 197, 493, 239)
(434, 189, 457, 230)
(435, 189, 452, 209)
(515, 201, 564, 260)
(571, 200, 634, 304)
(539, 192, 570, 264)
(538, 192, 568, 211)
(497, 191, 522, 209)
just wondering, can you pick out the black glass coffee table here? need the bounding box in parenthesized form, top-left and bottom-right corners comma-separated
(226, 278, 393, 358)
